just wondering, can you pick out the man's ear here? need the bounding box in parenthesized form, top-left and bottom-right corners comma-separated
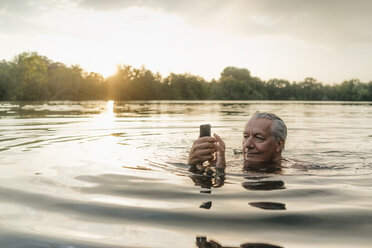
(276, 139, 285, 152)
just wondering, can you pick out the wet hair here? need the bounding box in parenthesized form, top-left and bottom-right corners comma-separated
(253, 112, 287, 141)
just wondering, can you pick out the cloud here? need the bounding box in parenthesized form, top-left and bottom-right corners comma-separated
(1, 0, 372, 83)
(239, 0, 372, 43)
(2, 0, 371, 43)
(0, 0, 75, 35)
(77, 0, 221, 13)
(77, 0, 372, 43)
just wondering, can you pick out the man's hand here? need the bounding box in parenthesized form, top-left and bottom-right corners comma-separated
(188, 136, 216, 166)
(212, 134, 226, 169)
(188, 134, 226, 169)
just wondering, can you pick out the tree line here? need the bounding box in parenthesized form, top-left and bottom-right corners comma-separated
(1, 52, 371, 101)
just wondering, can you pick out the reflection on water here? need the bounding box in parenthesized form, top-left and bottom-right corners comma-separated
(1, 101, 372, 248)
(249, 202, 286, 210)
(241, 180, 285, 191)
(189, 171, 225, 191)
(199, 201, 212, 209)
(196, 236, 284, 248)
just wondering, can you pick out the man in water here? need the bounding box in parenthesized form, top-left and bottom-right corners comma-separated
(188, 112, 287, 172)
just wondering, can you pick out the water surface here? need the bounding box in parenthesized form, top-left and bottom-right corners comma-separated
(1, 101, 372, 248)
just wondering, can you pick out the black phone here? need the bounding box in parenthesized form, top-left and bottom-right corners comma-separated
(199, 124, 211, 137)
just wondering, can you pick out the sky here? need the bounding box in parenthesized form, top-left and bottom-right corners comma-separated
(1, 0, 372, 84)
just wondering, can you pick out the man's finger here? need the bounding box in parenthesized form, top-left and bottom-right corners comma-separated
(214, 142, 223, 152)
(194, 142, 215, 150)
(199, 154, 214, 162)
(196, 136, 216, 143)
(189, 154, 214, 165)
(193, 149, 215, 158)
(213, 133, 225, 149)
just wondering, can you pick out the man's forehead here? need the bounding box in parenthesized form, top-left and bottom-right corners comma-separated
(244, 117, 273, 133)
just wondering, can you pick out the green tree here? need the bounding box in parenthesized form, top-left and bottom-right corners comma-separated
(47, 62, 83, 100)
(294, 78, 324, 100)
(213, 67, 267, 100)
(266, 79, 292, 100)
(162, 73, 208, 100)
(107, 65, 162, 100)
(10, 52, 49, 100)
(366, 81, 372, 101)
(1, 51, 372, 102)
(78, 72, 106, 100)
(0, 60, 12, 100)
(336, 79, 369, 101)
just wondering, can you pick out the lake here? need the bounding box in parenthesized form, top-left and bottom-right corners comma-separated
(0, 100, 372, 248)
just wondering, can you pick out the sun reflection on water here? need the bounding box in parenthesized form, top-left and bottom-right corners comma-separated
(106, 100, 114, 115)
(95, 100, 115, 129)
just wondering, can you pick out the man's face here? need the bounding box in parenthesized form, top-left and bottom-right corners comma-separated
(242, 117, 283, 164)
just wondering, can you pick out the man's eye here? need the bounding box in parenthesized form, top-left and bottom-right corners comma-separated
(243, 135, 249, 139)
(256, 136, 264, 140)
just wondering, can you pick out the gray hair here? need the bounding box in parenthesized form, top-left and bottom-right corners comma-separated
(253, 112, 287, 141)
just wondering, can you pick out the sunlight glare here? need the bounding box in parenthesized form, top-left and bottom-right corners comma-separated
(106, 100, 114, 115)
(88, 61, 118, 78)
(94, 100, 115, 130)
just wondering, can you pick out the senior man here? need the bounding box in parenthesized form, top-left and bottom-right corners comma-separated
(188, 112, 287, 172)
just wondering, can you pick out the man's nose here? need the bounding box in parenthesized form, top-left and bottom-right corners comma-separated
(243, 137, 254, 148)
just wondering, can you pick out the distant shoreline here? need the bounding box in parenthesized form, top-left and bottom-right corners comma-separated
(1, 52, 371, 101)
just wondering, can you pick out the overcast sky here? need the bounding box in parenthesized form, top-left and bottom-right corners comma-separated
(1, 0, 371, 83)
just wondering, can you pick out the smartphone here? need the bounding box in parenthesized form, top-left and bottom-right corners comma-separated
(199, 124, 211, 137)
